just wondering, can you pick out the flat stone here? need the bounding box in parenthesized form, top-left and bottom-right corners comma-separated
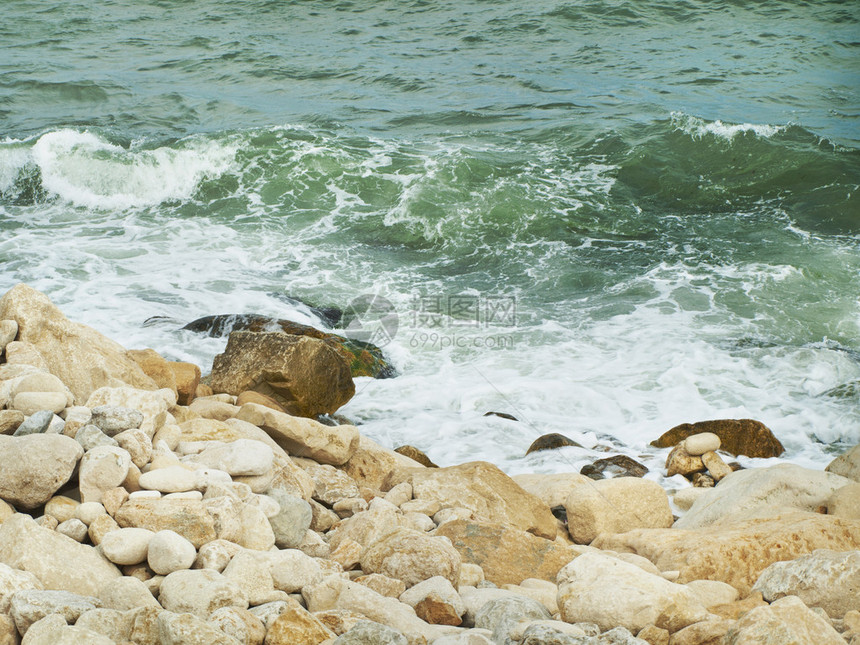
(12, 409, 54, 436)
(138, 465, 198, 493)
(114, 498, 217, 548)
(11, 392, 67, 415)
(580, 454, 649, 479)
(0, 433, 83, 508)
(191, 438, 273, 476)
(90, 405, 145, 436)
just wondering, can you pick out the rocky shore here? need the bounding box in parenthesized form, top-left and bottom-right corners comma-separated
(0, 283, 858, 645)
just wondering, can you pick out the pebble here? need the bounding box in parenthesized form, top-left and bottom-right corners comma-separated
(11, 392, 67, 416)
(56, 518, 88, 542)
(12, 410, 54, 436)
(99, 527, 155, 565)
(684, 432, 721, 456)
(75, 425, 119, 450)
(75, 502, 107, 526)
(138, 465, 197, 493)
(90, 405, 144, 436)
(78, 446, 132, 504)
(147, 529, 197, 575)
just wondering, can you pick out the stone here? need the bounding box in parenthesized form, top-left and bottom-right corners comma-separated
(222, 551, 285, 606)
(74, 608, 134, 643)
(669, 618, 734, 645)
(75, 424, 119, 450)
(128, 348, 178, 396)
(264, 605, 336, 644)
(303, 576, 441, 643)
(100, 527, 155, 565)
(434, 519, 577, 587)
(724, 595, 846, 645)
(828, 444, 860, 482)
(11, 371, 73, 401)
(209, 607, 266, 645)
(684, 579, 739, 609)
(192, 439, 274, 476)
(580, 455, 649, 480)
(700, 451, 732, 482)
(235, 403, 359, 466)
(158, 569, 248, 617)
(86, 387, 174, 438)
(0, 563, 43, 614)
(683, 433, 721, 456)
(674, 464, 852, 529)
(394, 445, 438, 468)
(399, 576, 465, 626)
(189, 397, 241, 421)
(16, 613, 115, 645)
(168, 361, 201, 406)
(266, 549, 326, 593)
(10, 409, 52, 436)
(9, 589, 100, 634)
(90, 404, 145, 436)
(3, 340, 48, 368)
(76, 501, 108, 525)
(385, 482, 413, 507)
(114, 498, 217, 548)
(752, 549, 860, 618)
(114, 428, 153, 470)
(56, 518, 88, 542)
(672, 487, 710, 512)
(354, 573, 406, 598)
(88, 513, 120, 545)
(0, 318, 17, 348)
(0, 284, 158, 401)
(10, 391, 67, 415)
(61, 405, 92, 438)
(525, 433, 583, 455)
(593, 511, 860, 595)
(147, 529, 197, 575)
(268, 489, 314, 549)
(44, 496, 79, 523)
(474, 595, 552, 644)
(557, 552, 710, 633)
(248, 600, 295, 630)
(210, 331, 355, 418)
(303, 463, 361, 505)
(156, 610, 242, 645)
(360, 527, 461, 588)
(138, 465, 198, 493)
(666, 444, 705, 478)
(0, 409, 24, 435)
(394, 461, 557, 540)
(692, 473, 715, 488)
(513, 473, 597, 509)
(333, 620, 409, 644)
(236, 389, 285, 412)
(563, 477, 673, 544)
(330, 538, 363, 570)
(79, 446, 132, 503)
(637, 625, 670, 645)
(97, 575, 160, 611)
(514, 621, 588, 644)
(194, 539, 243, 572)
(828, 483, 860, 520)
(0, 434, 83, 508)
(340, 435, 426, 493)
(502, 579, 558, 616)
(652, 419, 783, 458)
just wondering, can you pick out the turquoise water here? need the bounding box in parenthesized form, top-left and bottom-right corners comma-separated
(1, 0, 858, 477)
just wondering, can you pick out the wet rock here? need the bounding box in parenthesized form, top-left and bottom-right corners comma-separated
(210, 331, 355, 418)
(651, 419, 784, 458)
(0, 433, 83, 508)
(701, 451, 732, 482)
(525, 433, 583, 455)
(692, 472, 715, 487)
(581, 454, 648, 479)
(394, 444, 438, 468)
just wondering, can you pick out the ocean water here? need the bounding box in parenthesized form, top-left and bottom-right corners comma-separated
(1, 0, 858, 485)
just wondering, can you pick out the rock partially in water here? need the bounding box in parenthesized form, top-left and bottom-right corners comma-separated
(483, 411, 518, 421)
(581, 455, 648, 479)
(525, 433, 583, 456)
(394, 445, 438, 468)
(652, 419, 784, 458)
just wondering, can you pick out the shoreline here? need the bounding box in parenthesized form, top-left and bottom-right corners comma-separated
(1, 283, 859, 645)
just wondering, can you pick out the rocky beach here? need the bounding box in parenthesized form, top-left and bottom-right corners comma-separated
(0, 282, 858, 645)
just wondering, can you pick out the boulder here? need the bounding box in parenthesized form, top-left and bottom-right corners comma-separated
(563, 477, 673, 544)
(189, 439, 274, 477)
(263, 605, 336, 644)
(0, 514, 120, 595)
(235, 403, 359, 466)
(557, 552, 710, 633)
(828, 483, 860, 520)
(592, 511, 860, 595)
(128, 348, 178, 396)
(0, 284, 158, 401)
(147, 529, 197, 575)
(673, 464, 852, 529)
(0, 409, 24, 435)
(0, 433, 83, 508)
(525, 433, 582, 455)
(100, 527, 155, 565)
(208, 607, 266, 645)
(268, 488, 313, 549)
(434, 519, 577, 586)
(210, 331, 355, 417)
(724, 595, 847, 645)
(474, 595, 552, 643)
(114, 498, 217, 548)
(580, 455, 648, 480)
(85, 387, 173, 438)
(751, 549, 860, 618)
(158, 568, 248, 617)
(393, 461, 556, 540)
(399, 576, 465, 626)
(651, 419, 783, 458)
(0, 318, 17, 348)
(355, 573, 406, 598)
(827, 444, 860, 482)
(169, 361, 201, 406)
(78, 446, 132, 504)
(360, 528, 461, 588)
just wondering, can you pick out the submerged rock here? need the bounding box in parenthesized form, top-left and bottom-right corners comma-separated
(652, 418, 784, 458)
(525, 433, 583, 455)
(581, 454, 648, 479)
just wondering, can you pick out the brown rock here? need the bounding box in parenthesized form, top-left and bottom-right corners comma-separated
(415, 596, 462, 626)
(666, 445, 705, 478)
(128, 349, 178, 397)
(581, 454, 648, 479)
(114, 498, 217, 548)
(434, 519, 578, 586)
(312, 609, 366, 636)
(169, 361, 201, 406)
(341, 435, 426, 492)
(264, 606, 337, 644)
(525, 433, 582, 455)
(670, 619, 735, 645)
(592, 511, 860, 595)
(652, 419, 784, 458)
(637, 625, 669, 645)
(237, 390, 286, 412)
(692, 473, 715, 488)
(196, 383, 214, 398)
(0, 284, 158, 402)
(354, 573, 406, 598)
(0, 410, 24, 435)
(210, 331, 354, 418)
(701, 451, 732, 482)
(394, 461, 557, 540)
(394, 445, 438, 468)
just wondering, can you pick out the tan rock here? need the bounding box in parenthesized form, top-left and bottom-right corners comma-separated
(312, 609, 366, 636)
(190, 397, 241, 421)
(114, 498, 217, 548)
(0, 562, 43, 613)
(828, 483, 860, 520)
(158, 568, 249, 617)
(593, 511, 860, 595)
(79, 445, 132, 504)
(98, 575, 160, 611)
(303, 463, 360, 505)
(400, 576, 465, 626)
(10, 391, 67, 415)
(0, 284, 158, 401)
(652, 419, 783, 458)
(684, 579, 740, 609)
(683, 432, 721, 456)
(210, 331, 355, 418)
(236, 403, 359, 466)
(102, 487, 130, 516)
(209, 607, 266, 645)
(85, 386, 174, 438)
(360, 527, 461, 588)
(128, 348, 178, 397)
(511, 472, 593, 509)
(670, 618, 735, 645)
(340, 435, 425, 493)
(434, 518, 576, 587)
(156, 610, 241, 645)
(0, 514, 120, 595)
(674, 464, 852, 529)
(673, 487, 711, 512)
(391, 461, 556, 540)
(700, 451, 732, 482)
(44, 496, 79, 524)
(88, 513, 120, 545)
(564, 476, 673, 544)
(168, 361, 201, 406)
(557, 551, 710, 633)
(265, 549, 326, 594)
(264, 606, 335, 644)
(3, 340, 48, 368)
(222, 551, 285, 606)
(637, 625, 670, 645)
(0, 409, 24, 435)
(827, 444, 860, 482)
(666, 444, 705, 478)
(0, 434, 83, 508)
(724, 595, 846, 644)
(354, 573, 406, 598)
(236, 390, 285, 412)
(75, 607, 135, 643)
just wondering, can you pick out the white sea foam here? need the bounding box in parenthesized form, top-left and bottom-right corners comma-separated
(671, 112, 784, 141)
(28, 129, 238, 209)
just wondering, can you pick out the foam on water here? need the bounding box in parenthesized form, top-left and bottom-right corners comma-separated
(671, 112, 785, 141)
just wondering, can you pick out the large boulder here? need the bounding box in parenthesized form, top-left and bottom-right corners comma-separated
(563, 477, 673, 544)
(392, 461, 557, 540)
(827, 444, 860, 482)
(210, 331, 355, 417)
(724, 595, 847, 645)
(0, 514, 121, 595)
(673, 464, 852, 529)
(0, 284, 158, 401)
(593, 511, 860, 595)
(0, 434, 83, 509)
(652, 419, 783, 458)
(751, 549, 860, 618)
(557, 551, 710, 633)
(434, 519, 577, 587)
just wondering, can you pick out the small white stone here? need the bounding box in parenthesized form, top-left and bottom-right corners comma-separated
(193, 468, 232, 489)
(138, 465, 197, 493)
(683, 432, 721, 456)
(100, 527, 155, 565)
(56, 518, 88, 542)
(147, 529, 197, 575)
(191, 439, 274, 477)
(129, 490, 162, 500)
(74, 502, 107, 526)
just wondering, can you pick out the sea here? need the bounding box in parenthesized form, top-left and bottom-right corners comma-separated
(1, 0, 858, 487)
